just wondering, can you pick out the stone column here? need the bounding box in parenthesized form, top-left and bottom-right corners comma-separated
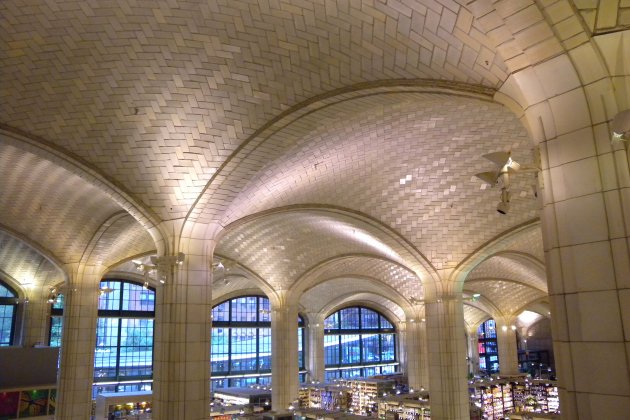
(306, 312, 325, 383)
(404, 317, 428, 391)
(22, 285, 50, 347)
(152, 248, 212, 420)
(496, 319, 519, 376)
(425, 295, 469, 420)
(271, 296, 299, 411)
(467, 330, 480, 377)
(56, 263, 102, 419)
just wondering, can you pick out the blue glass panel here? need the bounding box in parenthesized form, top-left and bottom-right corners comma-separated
(49, 317, 63, 347)
(258, 297, 271, 322)
(212, 301, 229, 322)
(325, 371, 339, 382)
(122, 283, 154, 312)
(381, 334, 395, 361)
(211, 328, 229, 373)
(0, 305, 15, 346)
(380, 364, 396, 374)
(98, 281, 122, 310)
(0, 283, 16, 298)
(340, 334, 360, 364)
(118, 318, 153, 377)
(324, 335, 340, 365)
(340, 308, 360, 329)
(230, 327, 258, 371)
(232, 297, 258, 322)
(361, 308, 379, 329)
(363, 367, 377, 377)
(52, 293, 64, 310)
(94, 317, 120, 379)
(380, 315, 394, 329)
(361, 334, 380, 362)
(258, 328, 271, 370)
(324, 312, 338, 329)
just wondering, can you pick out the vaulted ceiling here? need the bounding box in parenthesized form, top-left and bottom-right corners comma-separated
(0, 0, 600, 325)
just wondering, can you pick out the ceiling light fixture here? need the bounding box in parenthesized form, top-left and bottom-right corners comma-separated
(475, 151, 524, 215)
(611, 109, 630, 143)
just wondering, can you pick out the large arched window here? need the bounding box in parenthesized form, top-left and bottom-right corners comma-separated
(0, 280, 18, 346)
(211, 296, 306, 389)
(93, 280, 155, 397)
(477, 319, 499, 373)
(324, 306, 397, 381)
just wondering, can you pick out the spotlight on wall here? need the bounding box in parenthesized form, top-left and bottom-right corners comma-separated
(611, 109, 630, 143)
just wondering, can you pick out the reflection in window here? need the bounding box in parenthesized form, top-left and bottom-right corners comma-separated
(211, 296, 306, 389)
(478, 319, 499, 373)
(324, 307, 397, 380)
(93, 280, 155, 398)
(0, 281, 18, 346)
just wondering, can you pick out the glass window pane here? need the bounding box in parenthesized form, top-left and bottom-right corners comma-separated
(381, 334, 395, 361)
(94, 318, 120, 379)
(325, 370, 339, 382)
(122, 283, 154, 312)
(118, 318, 153, 378)
(361, 309, 379, 329)
(232, 297, 258, 322)
(93, 280, 156, 391)
(324, 313, 338, 330)
(98, 281, 122, 311)
(340, 308, 359, 329)
(230, 328, 258, 372)
(0, 305, 15, 346)
(211, 328, 229, 373)
(380, 315, 394, 329)
(49, 317, 63, 347)
(361, 334, 380, 362)
(324, 306, 397, 374)
(340, 334, 360, 364)
(258, 328, 271, 370)
(0, 283, 16, 298)
(259, 297, 270, 322)
(52, 294, 65, 310)
(324, 335, 340, 365)
(210, 296, 279, 386)
(212, 301, 230, 322)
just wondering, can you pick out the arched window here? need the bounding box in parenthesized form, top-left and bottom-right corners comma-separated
(211, 296, 271, 389)
(477, 319, 499, 373)
(0, 280, 18, 346)
(211, 296, 306, 389)
(323, 306, 397, 381)
(93, 280, 155, 397)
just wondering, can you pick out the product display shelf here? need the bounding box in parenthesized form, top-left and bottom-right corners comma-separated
(376, 392, 430, 420)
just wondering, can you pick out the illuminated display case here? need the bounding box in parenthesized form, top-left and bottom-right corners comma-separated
(469, 378, 559, 419)
(376, 392, 430, 420)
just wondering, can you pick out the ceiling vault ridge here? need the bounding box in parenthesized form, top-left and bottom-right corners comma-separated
(464, 277, 547, 293)
(217, 203, 437, 278)
(0, 223, 66, 278)
(0, 125, 163, 237)
(449, 218, 541, 284)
